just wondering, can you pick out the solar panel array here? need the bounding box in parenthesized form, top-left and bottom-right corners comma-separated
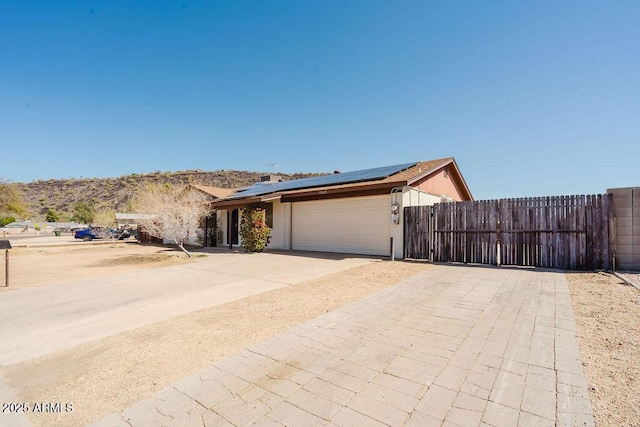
(224, 162, 418, 200)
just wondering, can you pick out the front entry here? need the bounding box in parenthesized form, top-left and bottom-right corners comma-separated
(228, 209, 239, 248)
(203, 212, 217, 247)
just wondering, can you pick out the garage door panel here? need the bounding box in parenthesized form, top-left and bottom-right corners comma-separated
(292, 196, 389, 256)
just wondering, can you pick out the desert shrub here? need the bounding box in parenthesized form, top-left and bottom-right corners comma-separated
(0, 216, 16, 227)
(45, 209, 59, 222)
(71, 201, 95, 224)
(0, 181, 27, 216)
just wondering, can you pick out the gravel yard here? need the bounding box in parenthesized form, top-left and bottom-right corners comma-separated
(615, 271, 640, 290)
(1, 243, 192, 290)
(566, 271, 640, 426)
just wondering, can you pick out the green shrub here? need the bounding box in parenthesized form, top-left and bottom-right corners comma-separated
(45, 209, 59, 222)
(239, 206, 271, 252)
(0, 216, 16, 227)
(207, 216, 224, 246)
(70, 202, 95, 224)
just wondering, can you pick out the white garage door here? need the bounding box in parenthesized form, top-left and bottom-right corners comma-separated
(292, 195, 390, 256)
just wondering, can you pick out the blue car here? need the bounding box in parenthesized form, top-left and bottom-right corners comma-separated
(74, 227, 130, 241)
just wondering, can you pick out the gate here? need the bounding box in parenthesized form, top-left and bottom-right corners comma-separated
(404, 205, 433, 259)
(404, 194, 614, 270)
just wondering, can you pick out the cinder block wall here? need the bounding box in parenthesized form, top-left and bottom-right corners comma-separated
(608, 186, 640, 271)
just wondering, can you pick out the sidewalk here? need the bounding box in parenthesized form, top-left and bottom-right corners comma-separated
(92, 264, 594, 426)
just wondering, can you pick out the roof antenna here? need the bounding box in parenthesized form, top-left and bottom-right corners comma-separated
(263, 162, 280, 173)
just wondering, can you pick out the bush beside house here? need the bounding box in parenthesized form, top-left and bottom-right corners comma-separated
(239, 206, 271, 252)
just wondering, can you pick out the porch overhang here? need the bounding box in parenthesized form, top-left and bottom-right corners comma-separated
(212, 194, 282, 210)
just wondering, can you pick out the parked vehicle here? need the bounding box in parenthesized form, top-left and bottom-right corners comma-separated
(117, 228, 131, 239)
(74, 227, 131, 241)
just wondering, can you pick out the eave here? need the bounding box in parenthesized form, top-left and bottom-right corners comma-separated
(281, 180, 407, 202)
(212, 195, 282, 210)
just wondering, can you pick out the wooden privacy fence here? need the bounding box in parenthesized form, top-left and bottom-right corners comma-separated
(404, 194, 614, 270)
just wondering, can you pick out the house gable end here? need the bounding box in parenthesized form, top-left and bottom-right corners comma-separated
(407, 158, 473, 201)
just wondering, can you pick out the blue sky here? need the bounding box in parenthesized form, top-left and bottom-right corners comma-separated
(1, 1, 638, 199)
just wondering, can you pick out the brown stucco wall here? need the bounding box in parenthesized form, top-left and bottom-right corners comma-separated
(412, 168, 467, 201)
(608, 186, 640, 271)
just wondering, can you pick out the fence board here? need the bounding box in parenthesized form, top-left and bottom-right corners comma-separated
(404, 194, 613, 270)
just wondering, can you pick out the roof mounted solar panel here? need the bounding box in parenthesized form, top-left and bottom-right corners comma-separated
(224, 162, 417, 200)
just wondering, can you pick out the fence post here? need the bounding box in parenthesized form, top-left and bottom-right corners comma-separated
(1, 241, 11, 287)
(495, 201, 501, 266)
(606, 192, 614, 271)
(496, 231, 501, 265)
(430, 207, 434, 262)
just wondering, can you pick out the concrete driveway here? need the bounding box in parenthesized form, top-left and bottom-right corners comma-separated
(94, 264, 594, 427)
(0, 251, 375, 366)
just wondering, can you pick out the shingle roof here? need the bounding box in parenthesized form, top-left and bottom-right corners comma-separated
(189, 184, 237, 199)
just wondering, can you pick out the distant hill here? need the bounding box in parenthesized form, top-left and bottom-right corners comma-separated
(15, 169, 322, 220)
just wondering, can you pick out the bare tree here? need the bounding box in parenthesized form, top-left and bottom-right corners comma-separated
(93, 208, 117, 245)
(93, 209, 116, 229)
(132, 184, 209, 256)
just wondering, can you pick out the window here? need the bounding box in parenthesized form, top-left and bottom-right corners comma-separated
(265, 203, 274, 228)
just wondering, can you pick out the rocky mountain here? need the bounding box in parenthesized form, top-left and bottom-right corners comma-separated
(15, 169, 320, 220)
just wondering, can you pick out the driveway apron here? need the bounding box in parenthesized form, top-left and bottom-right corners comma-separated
(93, 264, 594, 427)
(0, 252, 373, 366)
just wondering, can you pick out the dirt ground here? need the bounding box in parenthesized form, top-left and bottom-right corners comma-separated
(2, 245, 431, 426)
(566, 271, 640, 426)
(4, 243, 639, 426)
(1, 243, 193, 290)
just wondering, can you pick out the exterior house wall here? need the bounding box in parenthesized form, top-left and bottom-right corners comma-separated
(188, 232, 202, 246)
(389, 187, 442, 259)
(267, 202, 282, 249)
(608, 186, 640, 270)
(413, 168, 466, 201)
(218, 209, 229, 246)
(403, 187, 443, 206)
(163, 233, 202, 246)
(267, 200, 292, 250)
(282, 202, 292, 250)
